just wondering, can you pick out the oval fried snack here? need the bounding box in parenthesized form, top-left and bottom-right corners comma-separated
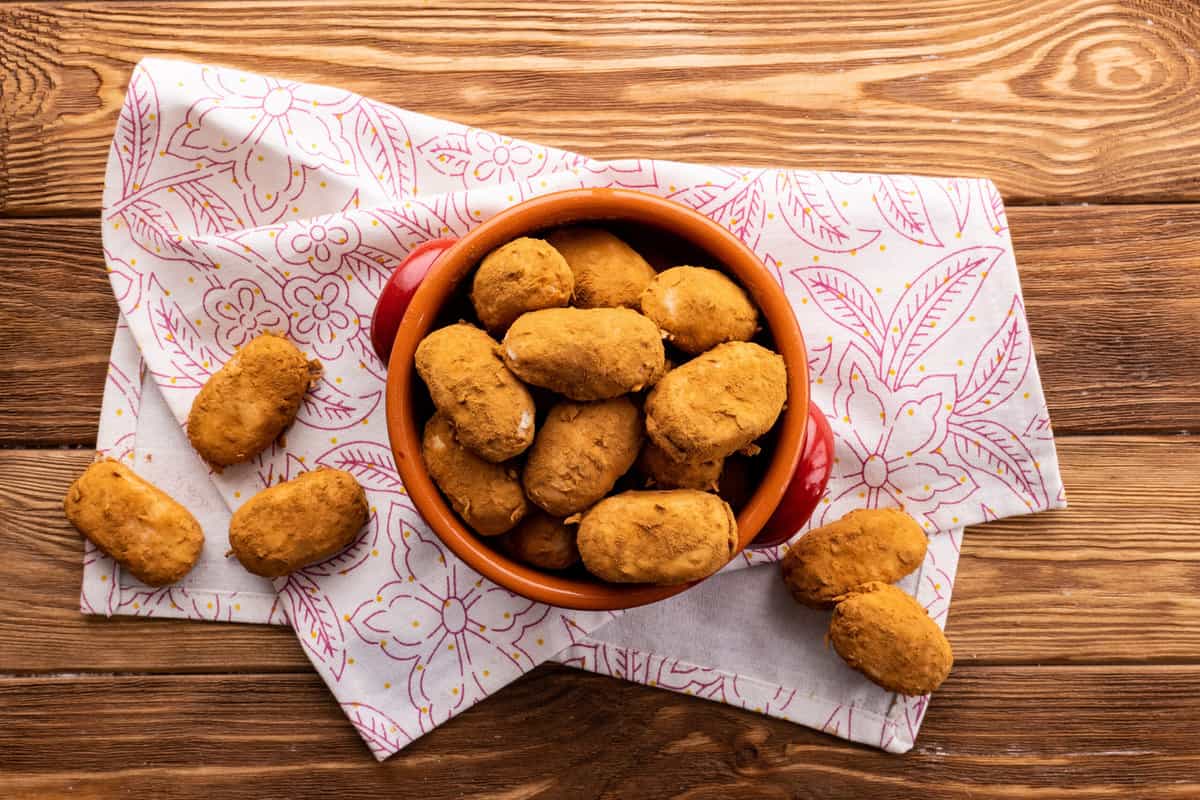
(63, 460, 203, 586)
(423, 414, 527, 536)
(645, 341, 787, 462)
(545, 227, 656, 309)
(502, 307, 665, 401)
(471, 237, 574, 332)
(640, 266, 757, 354)
(523, 397, 643, 516)
(501, 512, 579, 570)
(636, 439, 722, 491)
(577, 490, 737, 585)
(229, 468, 368, 578)
(415, 323, 536, 462)
(782, 508, 928, 608)
(828, 582, 953, 696)
(187, 333, 321, 468)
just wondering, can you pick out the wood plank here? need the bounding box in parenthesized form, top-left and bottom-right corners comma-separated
(3, 1, 1200, 214)
(0, 218, 116, 447)
(2, 205, 1197, 445)
(2, 436, 1196, 673)
(1, 665, 1198, 799)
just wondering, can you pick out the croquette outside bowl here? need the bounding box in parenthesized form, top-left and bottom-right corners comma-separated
(376, 188, 831, 611)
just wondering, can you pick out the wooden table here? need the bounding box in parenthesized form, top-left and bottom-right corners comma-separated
(2, 2, 1198, 797)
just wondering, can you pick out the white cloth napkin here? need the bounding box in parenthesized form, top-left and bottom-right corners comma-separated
(84, 58, 1065, 759)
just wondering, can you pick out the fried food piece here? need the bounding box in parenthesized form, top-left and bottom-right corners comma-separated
(229, 468, 368, 578)
(187, 333, 321, 467)
(64, 460, 203, 586)
(415, 323, 536, 462)
(502, 308, 665, 401)
(828, 582, 953, 696)
(471, 237, 574, 332)
(545, 227, 656, 309)
(637, 439, 722, 491)
(645, 341, 786, 462)
(577, 490, 738, 585)
(640, 266, 757, 354)
(782, 508, 927, 608)
(523, 397, 642, 516)
(502, 511, 579, 570)
(423, 414, 527, 536)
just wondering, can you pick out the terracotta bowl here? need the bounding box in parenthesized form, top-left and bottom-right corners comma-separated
(374, 188, 832, 610)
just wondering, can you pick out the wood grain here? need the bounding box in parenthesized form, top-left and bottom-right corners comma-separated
(3, 205, 1197, 446)
(3, 0, 1200, 214)
(2, 665, 1198, 799)
(3, 436, 1196, 673)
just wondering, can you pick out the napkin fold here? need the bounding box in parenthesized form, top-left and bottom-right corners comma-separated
(85, 58, 1065, 759)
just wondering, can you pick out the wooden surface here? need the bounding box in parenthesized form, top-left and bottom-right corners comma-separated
(2, 1, 1197, 797)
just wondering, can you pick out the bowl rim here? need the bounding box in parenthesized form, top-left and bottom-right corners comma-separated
(385, 188, 810, 610)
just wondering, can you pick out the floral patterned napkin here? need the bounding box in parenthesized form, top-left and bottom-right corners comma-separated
(84, 58, 1065, 759)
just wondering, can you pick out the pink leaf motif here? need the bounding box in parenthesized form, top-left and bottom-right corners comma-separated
(354, 99, 417, 199)
(870, 175, 943, 246)
(296, 379, 381, 431)
(956, 297, 1030, 414)
(884, 246, 1004, 381)
(343, 701, 412, 758)
(791, 266, 886, 355)
(597, 158, 660, 190)
(343, 248, 396, 297)
(417, 132, 471, 181)
(150, 297, 214, 388)
(951, 418, 1045, 508)
(105, 360, 143, 420)
(174, 180, 241, 235)
(115, 67, 160, 198)
(775, 171, 880, 253)
(655, 660, 729, 702)
(278, 572, 348, 681)
(104, 252, 144, 308)
(316, 441, 405, 494)
(374, 203, 458, 248)
(978, 179, 1009, 235)
(674, 170, 768, 248)
(121, 200, 195, 262)
(939, 178, 972, 234)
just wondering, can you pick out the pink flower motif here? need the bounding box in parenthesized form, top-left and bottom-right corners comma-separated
(166, 67, 356, 216)
(202, 278, 289, 355)
(821, 343, 977, 529)
(283, 274, 359, 359)
(275, 214, 361, 274)
(420, 128, 547, 188)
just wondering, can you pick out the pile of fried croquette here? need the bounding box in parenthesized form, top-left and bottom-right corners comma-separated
(64, 333, 369, 586)
(415, 228, 788, 587)
(781, 507, 954, 696)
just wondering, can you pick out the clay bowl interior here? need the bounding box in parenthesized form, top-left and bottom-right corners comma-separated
(386, 189, 809, 610)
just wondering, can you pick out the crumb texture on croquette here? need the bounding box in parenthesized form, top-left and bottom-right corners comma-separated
(645, 341, 787, 462)
(228, 467, 368, 578)
(829, 582, 954, 696)
(782, 508, 928, 608)
(545, 227, 656, 309)
(576, 490, 738, 585)
(523, 397, 643, 516)
(415, 323, 536, 462)
(186, 333, 320, 467)
(423, 414, 527, 536)
(63, 460, 204, 586)
(471, 237, 574, 332)
(637, 439, 723, 491)
(502, 307, 665, 401)
(640, 266, 758, 354)
(502, 512, 579, 570)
